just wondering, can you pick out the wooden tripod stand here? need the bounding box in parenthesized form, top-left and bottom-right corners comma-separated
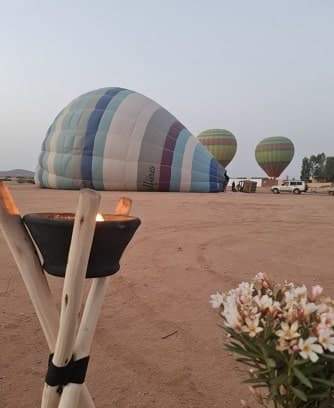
(0, 184, 134, 407)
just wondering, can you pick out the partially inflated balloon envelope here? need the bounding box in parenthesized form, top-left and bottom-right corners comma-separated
(255, 136, 294, 178)
(35, 88, 226, 192)
(198, 129, 237, 167)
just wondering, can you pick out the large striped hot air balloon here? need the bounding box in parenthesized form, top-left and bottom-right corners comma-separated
(35, 87, 227, 192)
(255, 137, 295, 178)
(197, 129, 237, 167)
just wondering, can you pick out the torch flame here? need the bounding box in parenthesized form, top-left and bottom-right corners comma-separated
(96, 213, 104, 222)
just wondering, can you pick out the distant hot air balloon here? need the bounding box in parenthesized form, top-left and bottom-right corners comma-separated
(198, 129, 237, 167)
(255, 136, 294, 178)
(35, 87, 227, 192)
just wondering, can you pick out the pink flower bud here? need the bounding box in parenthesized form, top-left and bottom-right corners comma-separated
(311, 285, 323, 300)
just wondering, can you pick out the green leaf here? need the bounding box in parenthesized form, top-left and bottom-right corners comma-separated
(235, 358, 259, 368)
(293, 367, 313, 389)
(269, 373, 289, 385)
(307, 391, 331, 400)
(266, 358, 276, 368)
(321, 354, 334, 361)
(310, 377, 334, 387)
(225, 345, 261, 360)
(294, 359, 309, 366)
(291, 386, 308, 402)
(243, 378, 267, 386)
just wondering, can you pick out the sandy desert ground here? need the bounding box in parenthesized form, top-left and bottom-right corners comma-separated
(0, 184, 333, 407)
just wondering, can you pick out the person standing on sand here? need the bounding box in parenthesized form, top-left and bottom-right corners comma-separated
(223, 171, 230, 192)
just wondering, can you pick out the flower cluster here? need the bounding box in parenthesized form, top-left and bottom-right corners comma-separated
(210, 273, 334, 362)
(211, 274, 334, 407)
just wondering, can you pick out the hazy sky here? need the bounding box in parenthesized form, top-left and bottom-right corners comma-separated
(1, 0, 334, 178)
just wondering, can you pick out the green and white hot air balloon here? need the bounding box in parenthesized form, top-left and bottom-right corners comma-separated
(197, 129, 237, 167)
(255, 136, 295, 178)
(35, 87, 227, 192)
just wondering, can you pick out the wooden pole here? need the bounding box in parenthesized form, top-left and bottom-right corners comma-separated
(58, 197, 132, 408)
(41, 189, 101, 408)
(0, 182, 59, 348)
(0, 182, 95, 408)
(58, 278, 108, 408)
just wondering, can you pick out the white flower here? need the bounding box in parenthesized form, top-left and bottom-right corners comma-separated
(295, 285, 307, 299)
(285, 290, 297, 307)
(318, 329, 334, 352)
(236, 282, 254, 305)
(254, 294, 272, 310)
(298, 337, 323, 362)
(276, 321, 300, 341)
(222, 293, 242, 330)
(303, 302, 317, 316)
(242, 316, 263, 337)
(285, 285, 307, 308)
(209, 292, 224, 309)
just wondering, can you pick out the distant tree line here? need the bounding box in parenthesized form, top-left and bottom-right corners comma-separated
(301, 153, 334, 182)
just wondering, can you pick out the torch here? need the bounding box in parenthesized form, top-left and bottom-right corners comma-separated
(0, 183, 140, 408)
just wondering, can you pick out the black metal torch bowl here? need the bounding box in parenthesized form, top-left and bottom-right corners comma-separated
(23, 213, 141, 278)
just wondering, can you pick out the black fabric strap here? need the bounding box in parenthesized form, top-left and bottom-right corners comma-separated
(45, 354, 90, 393)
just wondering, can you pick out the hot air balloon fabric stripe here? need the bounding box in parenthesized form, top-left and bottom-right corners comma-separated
(123, 98, 160, 190)
(180, 137, 198, 192)
(92, 89, 133, 190)
(210, 162, 221, 191)
(170, 129, 191, 191)
(136, 108, 176, 190)
(35, 87, 227, 192)
(159, 121, 185, 191)
(201, 138, 236, 146)
(255, 137, 294, 178)
(43, 108, 68, 187)
(101, 92, 148, 190)
(191, 144, 213, 192)
(256, 144, 293, 152)
(47, 106, 74, 188)
(81, 88, 123, 187)
(43, 89, 110, 189)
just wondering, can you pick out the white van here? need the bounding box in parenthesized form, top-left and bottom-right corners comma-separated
(271, 181, 308, 194)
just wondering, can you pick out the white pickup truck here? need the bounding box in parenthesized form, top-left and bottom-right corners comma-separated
(271, 181, 308, 195)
